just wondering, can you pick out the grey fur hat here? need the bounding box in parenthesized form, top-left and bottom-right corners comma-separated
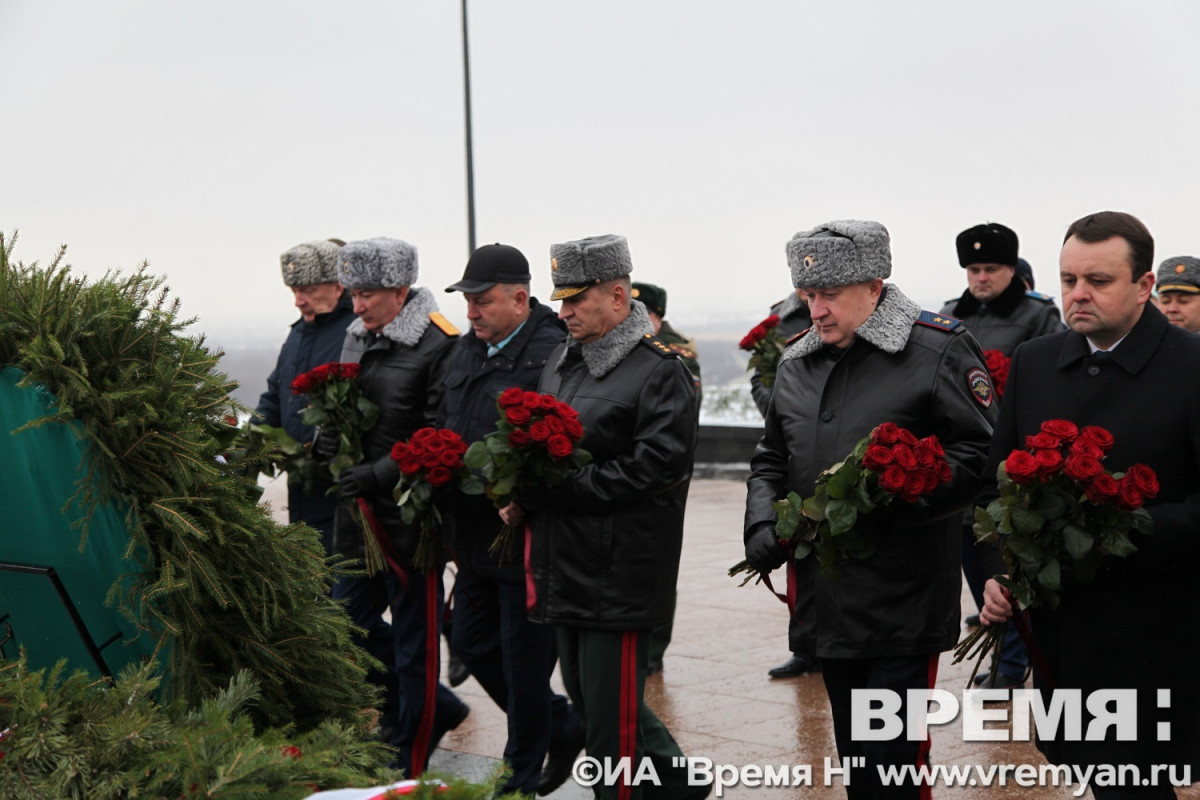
(549, 234, 633, 300)
(280, 240, 342, 287)
(786, 220, 891, 289)
(337, 238, 418, 290)
(1157, 256, 1200, 294)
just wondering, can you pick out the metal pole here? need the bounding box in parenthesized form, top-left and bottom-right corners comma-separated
(461, 0, 477, 254)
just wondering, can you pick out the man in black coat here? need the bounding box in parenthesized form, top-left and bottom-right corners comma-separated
(437, 244, 582, 796)
(942, 222, 1065, 689)
(744, 220, 996, 799)
(255, 239, 356, 556)
(323, 237, 467, 775)
(980, 211, 1200, 797)
(502, 234, 707, 800)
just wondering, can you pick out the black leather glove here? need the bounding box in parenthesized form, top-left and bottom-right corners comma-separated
(745, 523, 788, 573)
(337, 463, 380, 499)
(312, 429, 340, 462)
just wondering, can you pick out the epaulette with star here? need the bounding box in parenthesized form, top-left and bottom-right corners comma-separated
(640, 333, 678, 358)
(1025, 290, 1055, 303)
(915, 311, 961, 333)
(428, 312, 460, 336)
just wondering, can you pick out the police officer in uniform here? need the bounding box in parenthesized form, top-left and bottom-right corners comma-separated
(942, 222, 1064, 689)
(744, 220, 996, 799)
(1155, 255, 1200, 333)
(502, 235, 708, 800)
(941, 223, 1063, 353)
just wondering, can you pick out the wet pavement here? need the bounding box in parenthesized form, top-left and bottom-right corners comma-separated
(261, 476, 1197, 798)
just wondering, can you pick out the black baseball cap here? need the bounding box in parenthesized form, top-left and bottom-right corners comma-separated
(445, 243, 532, 293)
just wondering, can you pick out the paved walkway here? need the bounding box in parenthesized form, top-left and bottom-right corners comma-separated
(262, 477, 1197, 798)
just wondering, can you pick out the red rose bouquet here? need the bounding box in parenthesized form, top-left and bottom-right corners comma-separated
(384, 427, 475, 574)
(463, 388, 591, 558)
(983, 350, 1011, 400)
(953, 419, 1157, 683)
(739, 313, 786, 389)
(290, 362, 377, 479)
(731, 422, 952, 582)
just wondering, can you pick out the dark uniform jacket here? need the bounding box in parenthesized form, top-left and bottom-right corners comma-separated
(255, 291, 356, 529)
(657, 319, 701, 400)
(527, 301, 698, 630)
(435, 298, 566, 581)
(745, 285, 997, 659)
(333, 288, 458, 564)
(980, 303, 1200, 769)
(752, 291, 813, 416)
(940, 278, 1063, 357)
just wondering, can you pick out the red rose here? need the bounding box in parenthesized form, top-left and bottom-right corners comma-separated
(921, 469, 939, 493)
(399, 456, 422, 476)
(338, 363, 360, 379)
(529, 420, 551, 442)
(1085, 473, 1120, 504)
(892, 445, 918, 471)
(506, 406, 533, 426)
(391, 442, 410, 462)
(555, 402, 579, 420)
(862, 445, 894, 471)
(1068, 439, 1104, 460)
(538, 394, 559, 411)
(1040, 419, 1079, 443)
(1034, 448, 1063, 479)
(499, 387, 525, 407)
(439, 449, 461, 467)
(901, 472, 926, 502)
(522, 392, 542, 409)
(918, 435, 945, 458)
(1063, 454, 1104, 483)
(1116, 476, 1144, 510)
(937, 462, 952, 483)
(1004, 450, 1039, 484)
(912, 442, 936, 469)
(1079, 425, 1115, 453)
(1025, 432, 1061, 451)
(290, 378, 309, 394)
(282, 745, 302, 759)
(739, 324, 768, 350)
(545, 415, 566, 435)
(763, 314, 781, 329)
(1124, 463, 1159, 499)
(898, 428, 918, 446)
(509, 429, 531, 448)
(420, 451, 441, 469)
(427, 466, 453, 488)
(563, 417, 584, 440)
(878, 465, 906, 493)
(546, 434, 574, 458)
(873, 423, 901, 447)
(412, 428, 438, 446)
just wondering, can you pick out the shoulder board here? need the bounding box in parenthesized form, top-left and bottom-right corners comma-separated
(915, 311, 961, 333)
(428, 312, 460, 336)
(640, 333, 677, 358)
(943, 297, 959, 306)
(786, 328, 811, 345)
(1025, 290, 1055, 303)
(667, 342, 697, 359)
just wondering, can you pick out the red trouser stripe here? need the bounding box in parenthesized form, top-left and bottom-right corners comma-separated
(409, 569, 440, 777)
(617, 631, 638, 800)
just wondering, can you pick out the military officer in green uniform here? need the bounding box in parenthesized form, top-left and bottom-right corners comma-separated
(632, 282, 701, 401)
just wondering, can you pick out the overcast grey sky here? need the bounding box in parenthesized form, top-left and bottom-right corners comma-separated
(4, 1, 1198, 347)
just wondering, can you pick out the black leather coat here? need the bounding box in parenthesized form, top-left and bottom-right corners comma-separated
(745, 290, 997, 659)
(527, 335, 698, 630)
(332, 317, 457, 564)
(435, 299, 566, 580)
